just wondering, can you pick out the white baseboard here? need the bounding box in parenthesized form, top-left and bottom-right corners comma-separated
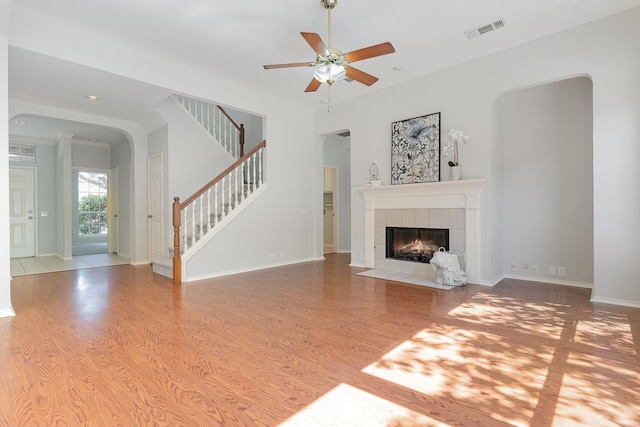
(503, 274, 593, 289)
(184, 257, 319, 283)
(0, 308, 16, 318)
(479, 275, 504, 287)
(591, 296, 640, 309)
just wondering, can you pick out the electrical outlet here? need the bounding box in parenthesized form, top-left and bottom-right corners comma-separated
(533, 265, 539, 273)
(549, 266, 557, 275)
(522, 263, 529, 272)
(511, 263, 518, 272)
(557, 266, 566, 277)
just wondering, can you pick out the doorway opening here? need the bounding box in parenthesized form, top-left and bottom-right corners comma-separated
(322, 131, 351, 257)
(73, 169, 110, 256)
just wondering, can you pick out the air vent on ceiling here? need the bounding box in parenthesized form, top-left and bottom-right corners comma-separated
(338, 77, 355, 85)
(465, 18, 506, 40)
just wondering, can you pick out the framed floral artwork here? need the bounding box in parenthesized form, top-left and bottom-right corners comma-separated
(391, 112, 441, 184)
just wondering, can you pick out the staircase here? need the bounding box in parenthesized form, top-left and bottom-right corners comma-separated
(152, 95, 266, 283)
(173, 94, 245, 159)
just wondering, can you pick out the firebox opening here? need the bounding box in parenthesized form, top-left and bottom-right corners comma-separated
(386, 227, 449, 263)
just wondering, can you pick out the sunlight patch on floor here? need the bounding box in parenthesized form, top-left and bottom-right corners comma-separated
(278, 383, 446, 427)
(362, 324, 554, 426)
(447, 294, 568, 339)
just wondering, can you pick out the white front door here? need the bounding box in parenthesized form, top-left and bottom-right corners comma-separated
(148, 153, 164, 260)
(10, 168, 36, 258)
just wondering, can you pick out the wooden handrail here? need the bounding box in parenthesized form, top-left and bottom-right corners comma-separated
(217, 105, 241, 130)
(180, 140, 266, 208)
(217, 106, 245, 157)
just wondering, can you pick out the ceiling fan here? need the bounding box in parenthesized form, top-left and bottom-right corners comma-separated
(263, 0, 395, 93)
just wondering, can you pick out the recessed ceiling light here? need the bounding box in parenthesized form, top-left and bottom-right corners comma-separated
(392, 66, 402, 71)
(85, 95, 101, 101)
(15, 120, 29, 126)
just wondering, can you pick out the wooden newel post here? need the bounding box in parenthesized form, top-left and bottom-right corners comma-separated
(172, 197, 182, 285)
(239, 124, 245, 158)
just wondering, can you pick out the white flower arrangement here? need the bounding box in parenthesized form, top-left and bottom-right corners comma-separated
(442, 129, 469, 167)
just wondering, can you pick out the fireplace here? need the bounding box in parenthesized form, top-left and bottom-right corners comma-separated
(357, 179, 486, 284)
(386, 227, 449, 263)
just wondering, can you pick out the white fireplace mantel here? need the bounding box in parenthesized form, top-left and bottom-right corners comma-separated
(357, 179, 486, 284)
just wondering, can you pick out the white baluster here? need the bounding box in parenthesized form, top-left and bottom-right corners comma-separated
(234, 166, 239, 206)
(251, 153, 257, 192)
(198, 195, 204, 240)
(256, 149, 262, 187)
(214, 182, 219, 225)
(228, 171, 232, 212)
(220, 176, 226, 219)
(206, 188, 211, 234)
(216, 108, 221, 144)
(183, 209, 188, 249)
(240, 162, 245, 202)
(191, 201, 196, 246)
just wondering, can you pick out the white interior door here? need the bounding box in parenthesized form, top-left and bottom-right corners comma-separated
(148, 153, 164, 260)
(10, 168, 36, 258)
(108, 167, 119, 254)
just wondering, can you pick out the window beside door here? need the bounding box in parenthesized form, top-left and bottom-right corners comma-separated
(77, 171, 108, 236)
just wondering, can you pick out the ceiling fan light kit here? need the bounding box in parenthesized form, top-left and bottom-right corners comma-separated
(314, 63, 346, 85)
(263, 0, 395, 93)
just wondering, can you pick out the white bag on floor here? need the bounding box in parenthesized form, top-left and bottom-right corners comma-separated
(431, 249, 468, 286)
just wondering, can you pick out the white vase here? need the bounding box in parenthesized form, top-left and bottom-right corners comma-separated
(450, 166, 461, 180)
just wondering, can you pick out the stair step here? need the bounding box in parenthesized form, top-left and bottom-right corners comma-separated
(152, 257, 173, 279)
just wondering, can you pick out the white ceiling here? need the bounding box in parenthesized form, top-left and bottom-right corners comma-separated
(8, 0, 640, 144)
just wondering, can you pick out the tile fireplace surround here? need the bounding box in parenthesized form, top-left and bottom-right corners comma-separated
(357, 179, 486, 285)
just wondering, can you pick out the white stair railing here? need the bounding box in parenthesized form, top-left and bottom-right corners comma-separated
(173, 94, 245, 159)
(171, 141, 266, 284)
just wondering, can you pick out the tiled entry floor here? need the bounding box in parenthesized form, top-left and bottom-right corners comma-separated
(10, 253, 130, 277)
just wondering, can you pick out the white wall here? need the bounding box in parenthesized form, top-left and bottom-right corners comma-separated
(32, 142, 57, 255)
(500, 77, 593, 285)
(315, 8, 640, 306)
(55, 135, 71, 258)
(0, 3, 14, 317)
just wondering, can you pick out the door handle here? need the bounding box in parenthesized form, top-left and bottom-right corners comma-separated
(147, 214, 153, 219)
(28, 216, 33, 220)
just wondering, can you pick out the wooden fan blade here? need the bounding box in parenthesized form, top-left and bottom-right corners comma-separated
(344, 42, 395, 63)
(345, 67, 379, 86)
(301, 32, 330, 57)
(263, 62, 315, 69)
(305, 78, 322, 93)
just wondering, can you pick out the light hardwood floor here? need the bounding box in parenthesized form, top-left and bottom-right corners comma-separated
(2, 253, 639, 426)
